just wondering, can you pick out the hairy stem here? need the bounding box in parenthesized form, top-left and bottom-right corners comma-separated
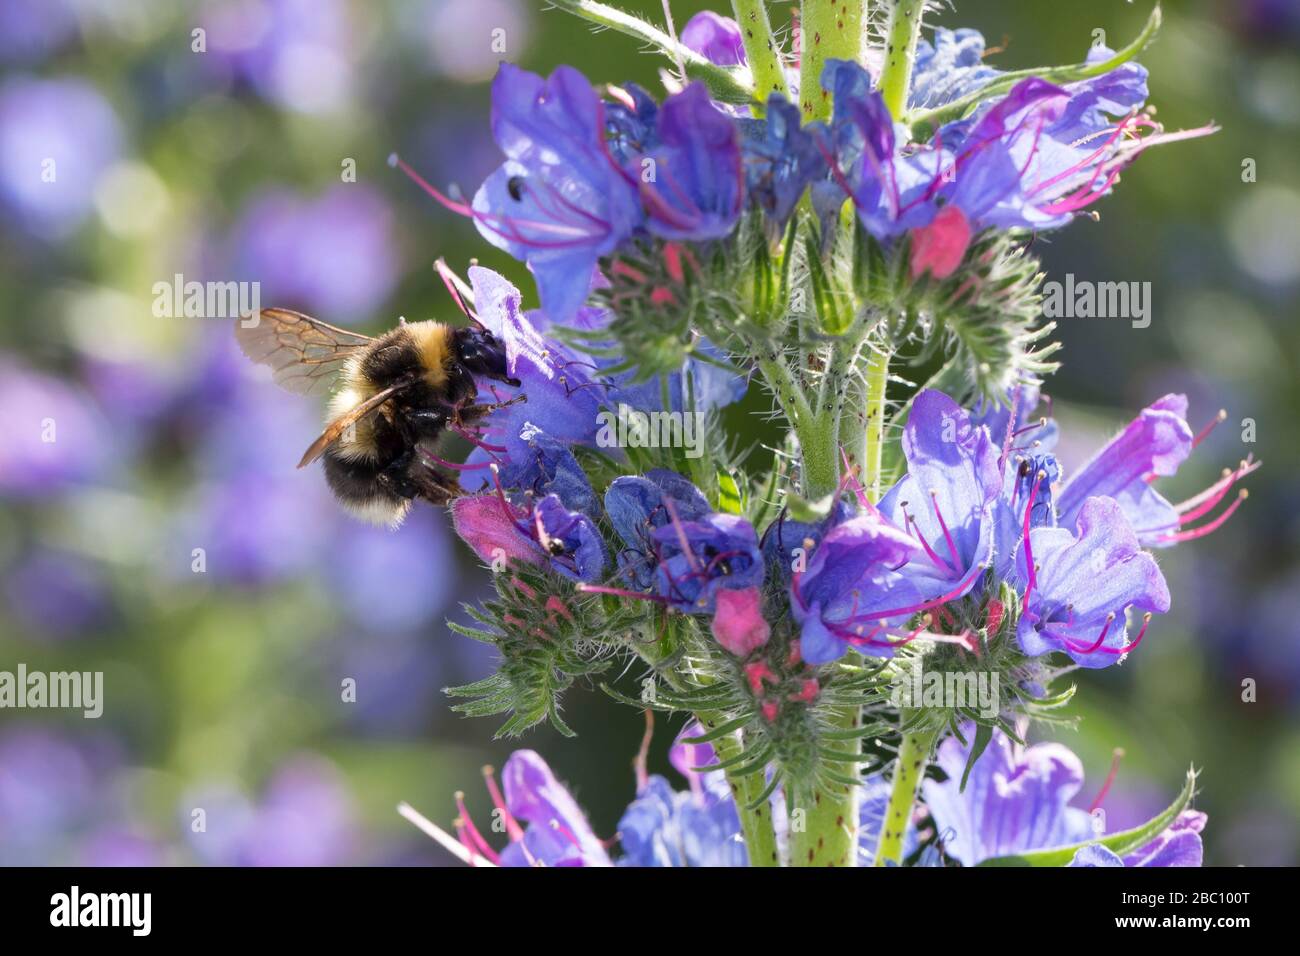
(732, 0, 789, 110)
(790, 707, 861, 866)
(878, 0, 926, 120)
(634, 616, 781, 867)
(861, 345, 890, 501)
(699, 717, 782, 866)
(873, 721, 937, 866)
(548, 0, 754, 104)
(798, 0, 865, 122)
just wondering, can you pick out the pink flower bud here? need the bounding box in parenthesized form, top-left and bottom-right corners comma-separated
(711, 587, 771, 657)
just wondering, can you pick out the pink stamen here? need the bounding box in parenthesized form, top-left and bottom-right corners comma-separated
(1020, 469, 1045, 605)
(454, 792, 503, 864)
(1156, 491, 1248, 544)
(576, 582, 670, 605)
(838, 563, 985, 625)
(929, 490, 962, 570)
(1192, 409, 1228, 449)
(903, 507, 957, 576)
(481, 766, 525, 842)
(1088, 747, 1126, 814)
(1078, 612, 1116, 655)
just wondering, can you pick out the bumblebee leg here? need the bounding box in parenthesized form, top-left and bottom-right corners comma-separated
(456, 394, 526, 426)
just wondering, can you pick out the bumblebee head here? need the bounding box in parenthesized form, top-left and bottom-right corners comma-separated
(453, 326, 520, 387)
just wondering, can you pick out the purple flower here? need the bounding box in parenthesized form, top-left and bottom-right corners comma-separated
(497, 750, 612, 866)
(204, 0, 357, 116)
(3, 549, 112, 641)
(739, 96, 827, 225)
(681, 11, 746, 67)
(78, 828, 165, 867)
(605, 470, 712, 589)
(329, 507, 456, 632)
(188, 757, 357, 867)
(0, 76, 123, 237)
(473, 64, 643, 322)
(760, 500, 853, 582)
(634, 83, 745, 241)
(879, 389, 1002, 599)
(0, 728, 96, 854)
(928, 727, 1206, 866)
(651, 512, 763, 613)
(817, 60, 940, 241)
(908, 28, 1003, 111)
(1055, 393, 1226, 550)
(460, 266, 609, 469)
(619, 723, 747, 867)
(1070, 812, 1207, 867)
(0, 359, 114, 496)
(790, 512, 929, 664)
(923, 728, 1096, 865)
(0, 0, 79, 63)
(452, 490, 606, 582)
(241, 759, 357, 866)
(231, 185, 399, 322)
(1015, 496, 1170, 668)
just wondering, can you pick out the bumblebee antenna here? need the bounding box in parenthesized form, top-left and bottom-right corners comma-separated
(434, 258, 484, 327)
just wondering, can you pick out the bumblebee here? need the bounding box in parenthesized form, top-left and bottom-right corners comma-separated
(235, 308, 521, 526)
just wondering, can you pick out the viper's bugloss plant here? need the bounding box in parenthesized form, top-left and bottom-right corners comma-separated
(397, 1, 1250, 867)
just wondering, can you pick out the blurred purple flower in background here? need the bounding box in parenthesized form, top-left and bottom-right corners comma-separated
(203, 0, 357, 116)
(0, 0, 79, 64)
(424, 0, 531, 83)
(3, 548, 113, 641)
(0, 360, 114, 497)
(187, 756, 357, 866)
(0, 76, 123, 237)
(230, 185, 399, 323)
(0, 727, 97, 862)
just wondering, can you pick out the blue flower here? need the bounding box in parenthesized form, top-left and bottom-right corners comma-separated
(605, 470, 712, 589)
(451, 491, 606, 583)
(1015, 496, 1170, 668)
(1054, 393, 1193, 548)
(923, 727, 1099, 865)
(1068, 812, 1207, 867)
(816, 60, 939, 241)
(651, 512, 764, 613)
(739, 96, 827, 225)
(878, 389, 1002, 599)
(634, 83, 745, 241)
(908, 28, 1003, 111)
(680, 11, 747, 67)
(497, 750, 612, 866)
(926, 726, 1206, 867)
(790, 513, 929, 664)
(472, 64, 644, 323)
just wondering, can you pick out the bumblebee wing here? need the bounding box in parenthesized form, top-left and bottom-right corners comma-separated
(296, 380, 413, 469)
(235, 308, 375, 396)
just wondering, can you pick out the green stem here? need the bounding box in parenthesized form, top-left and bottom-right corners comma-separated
(790, 706, 861, 866)
(548, 0, 754, 105)
(630, 616, 781, 867)
(798, 0, 865, 122)
(878, 0, 926, 120)
(731, 0, 788, 110)
(700, 716, 782, 866)
(861, 345, 889, 501)
(873, 721, 937, 866)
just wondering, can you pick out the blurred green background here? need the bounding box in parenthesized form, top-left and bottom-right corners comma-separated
(0, 0, 1297, 865)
